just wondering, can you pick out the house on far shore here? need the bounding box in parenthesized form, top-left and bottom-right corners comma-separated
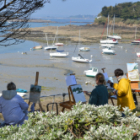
(97, 16, 102, 19)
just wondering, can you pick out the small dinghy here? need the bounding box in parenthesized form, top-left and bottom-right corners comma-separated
(50, 52, 69, 57)
(55, 43, 64, 46)
(72, 54, 92, 63)
(100, 44, 114, 48)
(79, 47, 90, 52)
(32, 45, 43, 50)
(57, 49, 64, 52)
(136, 53, 140, 58)
(84, 67, 98, 77)
(44, 46, 58, 50)
(102, 47, 115, 55)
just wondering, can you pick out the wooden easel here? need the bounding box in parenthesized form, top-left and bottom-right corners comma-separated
(59, 85, 76, 112)
(126, 73, 139, 105)
(28, 72, 44, 112)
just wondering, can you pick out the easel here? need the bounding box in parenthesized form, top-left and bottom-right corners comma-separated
(59, 85, 76, 112)
(127, 73, 139, 106)
(28, 72, 44, 112)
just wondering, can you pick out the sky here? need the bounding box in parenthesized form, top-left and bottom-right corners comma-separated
(31, 0, 139, 18)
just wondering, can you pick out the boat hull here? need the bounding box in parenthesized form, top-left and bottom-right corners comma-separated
(33, 45, 43, 50)
(79, 47, 90, 52)
(55, 43, 64, 46)
(137, 53, 140, 58)
(44, 46, 57, 50)
(50, 52, 69, 57)
(72, 57, 91, 63)
(107, 35, 121, 40)
(100, 40, 118, 44)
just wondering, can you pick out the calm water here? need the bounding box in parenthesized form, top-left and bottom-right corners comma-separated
(28, 18, 94, 28)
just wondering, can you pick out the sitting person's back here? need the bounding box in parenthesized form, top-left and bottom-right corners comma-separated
(89, 73, 108, 106)
(0, 82, 28, 125)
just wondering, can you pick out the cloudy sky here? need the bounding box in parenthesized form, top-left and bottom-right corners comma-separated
(31, 0, 139, 18)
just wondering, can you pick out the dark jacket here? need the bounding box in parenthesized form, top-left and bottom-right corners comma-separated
(89, 85, 108, 106)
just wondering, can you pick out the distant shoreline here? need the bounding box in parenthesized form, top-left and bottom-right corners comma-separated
(8, 19, 93, 24)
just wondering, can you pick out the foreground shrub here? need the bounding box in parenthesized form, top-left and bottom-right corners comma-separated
(0, 103, 140, 140)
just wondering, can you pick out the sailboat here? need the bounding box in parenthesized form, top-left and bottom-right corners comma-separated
(55, 26, 64, 46)
(50, 52, 69, 57)
(72, 30, 92, 63)
(131, 27, 140, 45)
(78, 30, 90, 51)
(84, 67, 98, 77)
(107, 15, 121, 40)
(100, 44, 114, 48)
(44, 33, 57, 50)
(72, 54, 92, 63)
(102, 47, 115, 55)
(100, 15, 118, 44)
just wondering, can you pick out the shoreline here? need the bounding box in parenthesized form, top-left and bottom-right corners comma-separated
(17, 24, 138, 45)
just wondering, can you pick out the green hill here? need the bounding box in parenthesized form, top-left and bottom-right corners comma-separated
(100, 2, 140, 19)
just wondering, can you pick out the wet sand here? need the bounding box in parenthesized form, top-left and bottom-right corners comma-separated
(0, 43, 139, 96)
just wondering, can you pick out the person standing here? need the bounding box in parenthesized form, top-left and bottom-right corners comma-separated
(108, 69, 136, 111)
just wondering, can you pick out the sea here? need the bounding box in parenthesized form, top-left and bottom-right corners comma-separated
(28, 18, 94, 28)
(0, 18, 94, 53)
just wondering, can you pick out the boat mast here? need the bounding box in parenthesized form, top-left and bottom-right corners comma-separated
(107, 14, 109, 37)
(113, 14, 115, 35)
(79, 30, 81, 46)
(53, 26, 58, 45)
(45, 33, 48, 46)
(135, 26, 137, 40)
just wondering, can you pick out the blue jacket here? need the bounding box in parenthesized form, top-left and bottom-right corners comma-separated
(89, 85, 108, 106)
(0, 90, 28, 125)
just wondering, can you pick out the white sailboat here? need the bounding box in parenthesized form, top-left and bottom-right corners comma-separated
(107, 15, 121, 40)
(100, 15, 118, 44)
(131, 27, 140, 45)
(50, 52, 69, 57)
(100, 44, 114, 48)
(55, 26, 64, 46)
(102, 47, 115, 55)
(77, 30, 90, 52)
(79, 47, 90, 52)
(44, 33, 58, 50)
(84, 67, 98, 77)
(72, 54, 92, 63)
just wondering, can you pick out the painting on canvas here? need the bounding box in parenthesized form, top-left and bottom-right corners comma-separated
(29, 85, 41, 103)
(70, 84, 86, 103)
(127, 63, 139, 81)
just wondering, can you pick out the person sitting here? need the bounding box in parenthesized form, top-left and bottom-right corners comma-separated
(0, 82, 28, 125)
(108, 69, 136, 111)
(84, 73, 108, 106)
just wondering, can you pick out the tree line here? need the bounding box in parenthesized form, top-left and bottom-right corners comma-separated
(101, 2, 140, 19)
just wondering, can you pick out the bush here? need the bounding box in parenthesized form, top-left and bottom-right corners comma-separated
(0, 103, 140, 140)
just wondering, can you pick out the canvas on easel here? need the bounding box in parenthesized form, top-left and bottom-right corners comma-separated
(29, 84, 41, 103)
(127, 63, 139, 82)
(28, 72, 44, 112)
(60, 74, 86, 112)
(70, 84, 86, 103)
